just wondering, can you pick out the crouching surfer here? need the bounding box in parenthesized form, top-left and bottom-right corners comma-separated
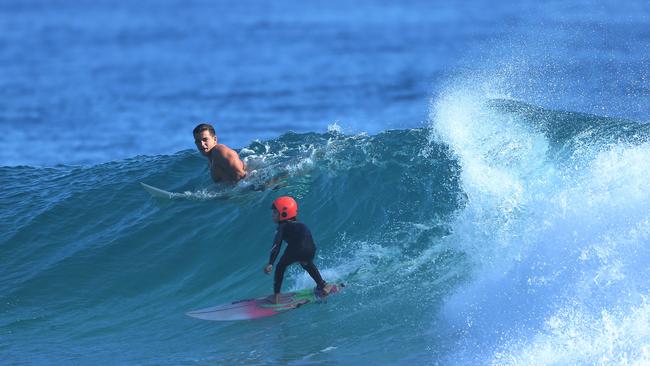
(264, 196, 332, 304)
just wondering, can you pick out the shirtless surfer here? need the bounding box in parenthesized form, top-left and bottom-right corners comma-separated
(193, 123, 246, 184)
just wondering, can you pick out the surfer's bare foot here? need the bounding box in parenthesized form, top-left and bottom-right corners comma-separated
(320, 284, 333, 295)
(273, 293, 280, 304)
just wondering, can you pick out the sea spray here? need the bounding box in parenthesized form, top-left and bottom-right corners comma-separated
(429, 87, 650, 364)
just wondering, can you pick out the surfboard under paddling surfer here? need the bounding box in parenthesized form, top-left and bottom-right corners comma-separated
(264, 196, 333, 304)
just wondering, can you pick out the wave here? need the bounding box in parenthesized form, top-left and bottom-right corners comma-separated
(2, 96, 649, 364)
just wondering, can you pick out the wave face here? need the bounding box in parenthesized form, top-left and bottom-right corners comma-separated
(2, 97, 650, 364)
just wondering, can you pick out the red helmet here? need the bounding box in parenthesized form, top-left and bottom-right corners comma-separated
(272, 196, 298, 220)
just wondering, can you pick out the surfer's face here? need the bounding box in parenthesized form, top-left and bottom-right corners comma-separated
(194, 130, 217, 156)
(272, 208, 280, 223)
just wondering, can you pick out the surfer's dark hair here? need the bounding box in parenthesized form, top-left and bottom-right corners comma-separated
(193, 123, 216, 137)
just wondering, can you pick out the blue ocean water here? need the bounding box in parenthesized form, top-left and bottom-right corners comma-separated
(2, 1, 650, 365)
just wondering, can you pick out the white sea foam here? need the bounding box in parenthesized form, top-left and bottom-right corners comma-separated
(430, 86, 650, 364)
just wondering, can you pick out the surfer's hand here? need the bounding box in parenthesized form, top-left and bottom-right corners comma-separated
(264, 264, 273, 274)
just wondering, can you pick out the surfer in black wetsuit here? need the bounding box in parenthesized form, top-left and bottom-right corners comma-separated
(264, 196, 332, 304)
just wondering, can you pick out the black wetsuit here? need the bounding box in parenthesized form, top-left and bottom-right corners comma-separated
(268, 220, 326, 294)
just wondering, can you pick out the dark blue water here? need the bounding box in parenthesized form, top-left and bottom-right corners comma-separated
(2, 0, 648, 167)
(2, 1, 650, 365)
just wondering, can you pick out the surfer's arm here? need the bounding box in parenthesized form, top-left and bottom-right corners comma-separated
(211, 146, 246, 182)
(227, 150, 246, 181)
(268, 224, 285, 265)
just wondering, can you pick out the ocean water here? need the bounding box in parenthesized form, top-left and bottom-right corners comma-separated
(2, 1, 650, 365)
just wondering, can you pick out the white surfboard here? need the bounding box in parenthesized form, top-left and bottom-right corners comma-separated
(140, 182, 235, 200)
(140, 182, 185, 199)
(186, 284, 344, 321)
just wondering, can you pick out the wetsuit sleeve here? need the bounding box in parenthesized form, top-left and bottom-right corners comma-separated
(268, 223, 285, 265)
